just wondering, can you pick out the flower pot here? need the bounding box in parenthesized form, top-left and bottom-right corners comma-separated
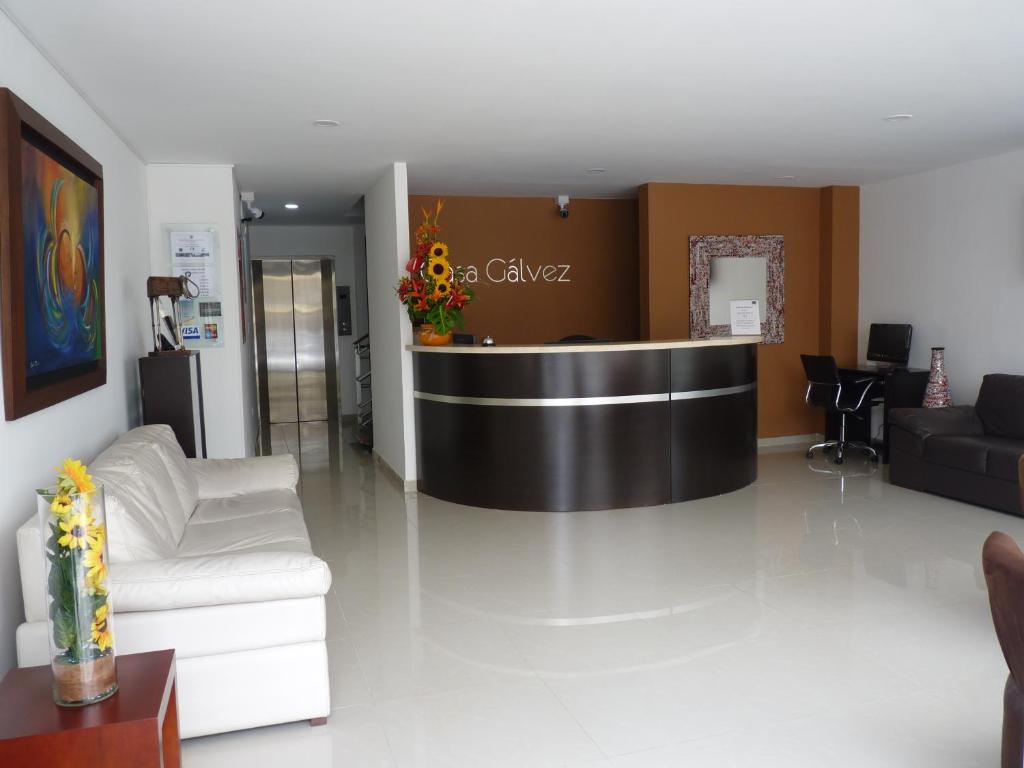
(418, 323, 453, 346)
(37, 484, 118, 706)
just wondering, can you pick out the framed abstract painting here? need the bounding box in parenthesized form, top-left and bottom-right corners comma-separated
(0, 88, 105, 420)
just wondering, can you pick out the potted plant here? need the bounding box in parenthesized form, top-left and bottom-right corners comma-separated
(397, 199, 474, 345)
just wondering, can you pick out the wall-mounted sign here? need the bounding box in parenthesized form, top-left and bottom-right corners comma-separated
(464, 258, 571, 285)
(165, 225, 224, 348)
(729, 299, 761, 336)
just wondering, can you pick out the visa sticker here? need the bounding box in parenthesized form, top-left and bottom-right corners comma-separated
(182, 325, 201, 340)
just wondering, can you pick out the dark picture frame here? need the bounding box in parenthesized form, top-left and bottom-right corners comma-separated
(0, 88, 106, 420)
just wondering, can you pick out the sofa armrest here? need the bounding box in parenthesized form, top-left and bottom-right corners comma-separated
(187, 454, 299, 499)
(889, 405, 984, 440)
(109, 551, 331, 612)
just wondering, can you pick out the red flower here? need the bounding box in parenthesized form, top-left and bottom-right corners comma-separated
(446, 282, 471, 310)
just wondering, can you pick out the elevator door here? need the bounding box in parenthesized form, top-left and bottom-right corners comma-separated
(253, 259, 339, 450)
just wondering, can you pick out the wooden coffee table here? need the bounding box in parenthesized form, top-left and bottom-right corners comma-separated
(0, 649, 180, 767)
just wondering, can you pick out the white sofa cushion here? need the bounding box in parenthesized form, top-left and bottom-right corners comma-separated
(109, 551, 331, 611)
(114, 425, 198, 528)
(177, 509, 310, 559)
(92, 442, 184, 562)
(17, 596, 325, 662)
(188, 455, 299, 499)
(190, 489, 302, 524)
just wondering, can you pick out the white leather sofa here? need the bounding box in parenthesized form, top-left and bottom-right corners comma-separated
(16, 425, 332, 738)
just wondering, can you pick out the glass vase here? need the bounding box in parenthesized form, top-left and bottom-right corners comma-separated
(36, 485, 118, 706)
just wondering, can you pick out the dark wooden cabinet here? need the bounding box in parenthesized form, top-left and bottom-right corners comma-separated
(139, 352, 206, 458)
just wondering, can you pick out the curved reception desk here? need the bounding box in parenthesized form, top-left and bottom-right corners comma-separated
(412, 337, 760, 512)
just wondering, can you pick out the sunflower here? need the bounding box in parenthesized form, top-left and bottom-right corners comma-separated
(50, 494, 73, 518)
(83, 546, 108, 590)
(428, 242, 449, 260)
(91, 603, 113, 652)
(57, 512, 97, 550)
(59, 459, 95, 494)
(431, 280, 451, 301)
(427, 254, 451, 282)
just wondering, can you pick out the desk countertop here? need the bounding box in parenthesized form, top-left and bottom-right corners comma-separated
(407, 336, 763, 354)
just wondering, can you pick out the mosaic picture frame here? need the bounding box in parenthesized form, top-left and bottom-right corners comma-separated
(689, 234, 784, 344)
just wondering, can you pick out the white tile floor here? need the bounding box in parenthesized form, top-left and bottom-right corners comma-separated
(182, 431, 1021, 766)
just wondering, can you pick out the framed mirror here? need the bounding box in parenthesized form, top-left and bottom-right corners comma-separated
(689, 235, 784, 343)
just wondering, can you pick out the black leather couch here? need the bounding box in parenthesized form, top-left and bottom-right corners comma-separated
(889, 374, 1024, 515)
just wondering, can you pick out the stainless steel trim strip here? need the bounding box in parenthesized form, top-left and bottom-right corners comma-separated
(414, 392, 670, 407)
(413, 382, 755, 407)
(670, 382, 756, 400)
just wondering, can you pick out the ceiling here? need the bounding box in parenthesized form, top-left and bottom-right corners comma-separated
(4, 1, 1024, 224)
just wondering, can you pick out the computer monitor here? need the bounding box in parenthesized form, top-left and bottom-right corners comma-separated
(866, 323, 912, 366)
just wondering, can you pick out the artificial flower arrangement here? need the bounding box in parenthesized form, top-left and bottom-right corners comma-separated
(397, 199, 475, 343)
(37, 459, 118, 705)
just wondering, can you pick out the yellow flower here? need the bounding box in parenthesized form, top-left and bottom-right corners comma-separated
(431, 280, 451, 301)
(428, 257, 452, 284)
(91, 603, 113, 652)
(57, 512, 97, 550)
(83, 547, 108, 590)
(428, 242, 449, 261)
(50, 495, 73, 518)
(60, 459, 95, 494)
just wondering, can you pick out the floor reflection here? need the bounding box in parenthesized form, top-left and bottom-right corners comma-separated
(183, 439, 1015, 767)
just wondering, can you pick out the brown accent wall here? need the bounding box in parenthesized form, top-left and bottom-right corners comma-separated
(639, 183, 859, 438)
(408, 195, 638, 344)
(819, 186, 860, 366)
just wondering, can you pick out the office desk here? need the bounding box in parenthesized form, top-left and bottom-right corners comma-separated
(828, 366, 929, 463)
(409, 336, 761, 511)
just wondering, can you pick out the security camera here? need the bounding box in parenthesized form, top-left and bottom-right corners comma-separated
(556, 195, 570, 219)
(240, 191, 265, 221)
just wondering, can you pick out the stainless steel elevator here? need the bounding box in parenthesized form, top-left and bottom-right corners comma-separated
(252, 259, 340, 456)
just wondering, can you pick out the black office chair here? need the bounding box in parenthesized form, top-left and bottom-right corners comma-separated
(801, 354, 878, 464)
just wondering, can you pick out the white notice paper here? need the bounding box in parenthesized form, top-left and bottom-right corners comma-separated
(170, 230, 220, 298)
(729, 299, 761, 336)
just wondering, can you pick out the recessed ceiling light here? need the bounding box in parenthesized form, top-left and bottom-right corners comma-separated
(312, 119, 340, 128)
(585, 168, 607, 175)
(884, 113, 913, 122)
(285, 203, 299, 210)
(774, 175, 796, 180)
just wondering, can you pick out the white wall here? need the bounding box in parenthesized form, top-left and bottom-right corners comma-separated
(860, 148, 1024, 404)
(365, 163, 416, 482)
(0, 12, 151, 675)
(249, 224, 366, 415)
(146, 164, 254, 458)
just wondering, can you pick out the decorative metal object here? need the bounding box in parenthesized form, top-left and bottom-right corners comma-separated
(481, 336, 496, 347)
(147, 275, 198, 355)
(923, 347, 953, 408)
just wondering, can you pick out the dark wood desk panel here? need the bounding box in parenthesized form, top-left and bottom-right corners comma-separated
(417, 399, 671, 512)
(414, 347, 669, 399)
(413, 339, 759, 512)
